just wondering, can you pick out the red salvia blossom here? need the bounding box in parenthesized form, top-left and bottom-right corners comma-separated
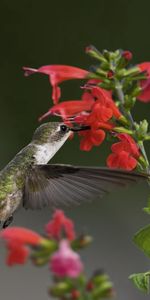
(107, 133, 140, 170)
(137, 62, 150, 102)
(0, 227, 42, 266)
(79, 128, 105, 151)
(39, 98, 94, 121)
(85, 101, 114, 129)
(23, 65, 89, 104)
(45, 210, 76, 241)
(85, 85, 122, 120)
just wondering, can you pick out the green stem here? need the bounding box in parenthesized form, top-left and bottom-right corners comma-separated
(115, 81, 134, 128)
(115, 80, 149, 172)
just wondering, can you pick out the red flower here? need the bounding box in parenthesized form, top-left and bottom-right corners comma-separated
(0, 227, 42, 266)
(45, 210, 75, 241)
(79, 128, 105, 151)
(107, 133, 140, 170)
(137, 62, 150, 102)
(86, 85, 121, 119)
(39, 98, 94, 121)
(81, 84, 122, 130)
(50, 239, 83, 278)
(85, 101, 113, 129)
(23, 65, 89, 104)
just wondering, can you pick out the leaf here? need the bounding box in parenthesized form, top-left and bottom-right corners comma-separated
(129, 272, 150, 293)
(133, 224, 150, 257)
(143, 195, 150, 215)
(143, 207, 150, 215)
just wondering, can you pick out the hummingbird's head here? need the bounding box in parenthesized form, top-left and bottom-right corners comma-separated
(32, 122, 71, 145)
(32, 122, 90, 164)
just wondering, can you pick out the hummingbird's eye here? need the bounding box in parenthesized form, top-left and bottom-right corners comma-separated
(60, 124, 69, 133)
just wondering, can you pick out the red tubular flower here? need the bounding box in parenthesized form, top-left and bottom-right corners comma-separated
(86, 101, 113, 127)
(80, 87, 116, 128)
(0, 227, 42, 266)
(50, 239, 83, 278)
(23, 65, 89, 104)
(81, 84, 121, 124)
(107, 133, 140, 171)
(79, 128, 105, 151)
(138, 62, 150, 102)
(87, 86, 122, 119)
(39, 98, 94, 121)
(45, 210, 75, 241)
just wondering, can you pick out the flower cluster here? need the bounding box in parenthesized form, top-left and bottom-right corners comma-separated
(107, 133, 140, 171)
(0, 210, 114, 299)
(23, 47, 150, 172)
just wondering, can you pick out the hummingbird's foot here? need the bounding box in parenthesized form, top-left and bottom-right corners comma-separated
(3, 215, 13, 228)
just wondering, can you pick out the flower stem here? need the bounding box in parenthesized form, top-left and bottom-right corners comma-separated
(115, 80, 149, 172)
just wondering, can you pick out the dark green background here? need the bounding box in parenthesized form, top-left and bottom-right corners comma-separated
(0, 0, 150, 299)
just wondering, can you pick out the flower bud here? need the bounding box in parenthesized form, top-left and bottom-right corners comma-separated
(86, 45, 107, 63)
(71, 289, 81, 300)
(72, 234, 93, 250)
(50, 282, 72, 297)
(86, 281, 94, 291)
(107, 70, 114, 79)
(122, 50, 132, 61)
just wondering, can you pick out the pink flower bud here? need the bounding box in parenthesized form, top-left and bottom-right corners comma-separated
(50, 240, 83, 278)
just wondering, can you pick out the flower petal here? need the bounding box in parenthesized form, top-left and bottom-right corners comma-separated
(7, 242, 29, 266)
(23, 65, 89, 104)
(138, 62, 150, 102)
(80, 135, 93, 151)
(0, 227, 42, 246)
(107, 151, 138, 171)
(39, 99, 94, 121)
(90, 129, 105, 145)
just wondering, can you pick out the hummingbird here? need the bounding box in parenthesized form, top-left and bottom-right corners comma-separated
(0, 122, 147, 228)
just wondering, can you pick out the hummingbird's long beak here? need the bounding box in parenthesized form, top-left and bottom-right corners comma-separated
(70, 125, 91, 132)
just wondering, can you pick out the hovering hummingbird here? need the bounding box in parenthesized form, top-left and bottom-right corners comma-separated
(0, 122, 147, 228)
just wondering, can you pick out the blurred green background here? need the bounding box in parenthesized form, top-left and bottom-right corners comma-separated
(0, 0, 150, 299)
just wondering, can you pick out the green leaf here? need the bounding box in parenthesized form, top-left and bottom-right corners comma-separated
(143, 207, 150, 215)
(133, 224, 150, 257)
(143, 195, 150, 215)
(129, 272, 150, 293)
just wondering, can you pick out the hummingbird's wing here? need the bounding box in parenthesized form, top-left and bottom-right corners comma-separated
(23, 164, 147, 210)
